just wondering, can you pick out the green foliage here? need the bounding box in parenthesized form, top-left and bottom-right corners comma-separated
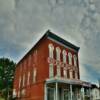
(0, 58, 16, 99)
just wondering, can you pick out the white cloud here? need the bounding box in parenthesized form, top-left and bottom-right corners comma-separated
(0, 0, 100, 83)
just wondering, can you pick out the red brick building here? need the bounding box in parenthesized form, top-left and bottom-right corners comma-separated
(13, 30, 91, 100)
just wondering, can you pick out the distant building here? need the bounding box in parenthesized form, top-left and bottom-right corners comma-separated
(13, 30, 92, 100)
(91, 84, 100, 100)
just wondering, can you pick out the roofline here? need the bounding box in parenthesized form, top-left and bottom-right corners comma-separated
(16, 30, 80, 66)
(46, 30, 80, 52)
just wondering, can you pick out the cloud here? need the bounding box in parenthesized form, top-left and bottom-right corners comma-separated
(0, 0, 100, 84)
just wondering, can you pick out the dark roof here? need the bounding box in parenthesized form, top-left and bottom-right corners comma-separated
(17, 30, 80, 65)
(45, 30, 80, 51)
(91, 84, 98, 88)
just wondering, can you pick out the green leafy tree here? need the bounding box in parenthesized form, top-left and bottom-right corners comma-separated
(0, 58, 16, 100)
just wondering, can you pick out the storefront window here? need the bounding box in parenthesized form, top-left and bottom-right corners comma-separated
(63, 89, 70, 100)
(47, 88, 55, 100)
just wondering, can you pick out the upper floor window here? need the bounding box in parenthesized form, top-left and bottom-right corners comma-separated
(56, 47, 61, 61)
(73, 55, 77, 66)
(22, 74, 25, 87)
(27, 71, 30, 85)
(68, 52, 72, 65)
(19, 76, 21, 89)
(33, 68, 37, 83)
(48, 44, 54, 58)
(62, 49, 67, 63)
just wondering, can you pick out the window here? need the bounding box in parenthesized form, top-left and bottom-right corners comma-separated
(22, 74, 25, 87)
(73, 71, 75, 79)
(62, 50, 67, 78)
(33, 68, 37, 83)
(75, 72, 78, 79)
(56, 47, 61, 61)
(56, 47, 61, 77)
(62, 50, 67, 63)
(47, 88, 55, 100)
(69, 71, 73, 79)
(63, 68, 67, 78)
(73, 55, 77, 66)
(27, 71, 30, 85)
(19, 76, 21, 89)
(67, 70, 70, 78)
(13, 89, 16, 98)
(48, 44, 54, 58)
(68, 52, 72, 65)
(48, 44, 54, 78)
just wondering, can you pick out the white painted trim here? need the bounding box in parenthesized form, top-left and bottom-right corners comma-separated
(48, 37, 77, 52)
(44, 83, 47, 100)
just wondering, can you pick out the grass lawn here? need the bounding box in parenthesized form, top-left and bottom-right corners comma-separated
(0, 97, 5, 100)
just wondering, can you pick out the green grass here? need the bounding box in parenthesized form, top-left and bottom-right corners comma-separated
(0, 97, 5, 100)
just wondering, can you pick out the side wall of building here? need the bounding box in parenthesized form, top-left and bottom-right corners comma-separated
(13, 37, 80, 100)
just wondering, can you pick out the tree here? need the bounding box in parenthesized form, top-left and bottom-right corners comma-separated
(0, 58, 16, 100)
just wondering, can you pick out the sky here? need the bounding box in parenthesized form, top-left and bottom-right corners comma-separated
(0, 0, 100, 85)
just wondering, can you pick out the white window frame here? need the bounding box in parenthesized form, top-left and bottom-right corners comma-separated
(48, 43, 54, 58)
(19, 76, 21, 89)
(62, 50, 67, 63)
(27, 71, 30, 85)
(68, 52, 72, 65)
(62, 50, 67, 78)
(33, 68, 37, 83)
(73, 55, 77, 67)
(22, 74, 25, 87)
(56, 47, 61, 61)
(56, 47, 61, 77)
(69, 71, 73, 79)
(48, 44, 54, 78)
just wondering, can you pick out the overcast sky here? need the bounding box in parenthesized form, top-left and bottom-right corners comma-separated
(0, 0, 100, 85)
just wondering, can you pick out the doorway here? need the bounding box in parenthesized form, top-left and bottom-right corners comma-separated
(47, 87, 55, 100)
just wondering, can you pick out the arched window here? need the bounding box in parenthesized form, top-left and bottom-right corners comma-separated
(73, 55, 77, 66)
(48, 43, 54, 58)
(75, 72, 78, 79)
(27, 71, 30, 85)
(56, 47, 61, 77)
(48, 44, 54, 78)
(19, 76, 21, 89)
(62, 49, 67, 63)
(56, 47, 61, 61)
(33, 68, 37, 83)
(68, 52, 72, 65)
(62, 50, 67, 78)
(22, 74, 25, 87)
